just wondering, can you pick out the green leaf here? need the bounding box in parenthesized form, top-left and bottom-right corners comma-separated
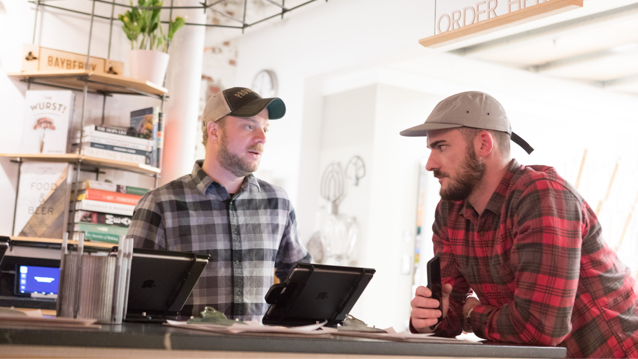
(120, 0, 179, 53)
(168, 16, 185, 41)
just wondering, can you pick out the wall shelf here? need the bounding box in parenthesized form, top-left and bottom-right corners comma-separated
(8, 71, 167, 98)
(10, 236, 115, 249)
(0, 153, 161, 175)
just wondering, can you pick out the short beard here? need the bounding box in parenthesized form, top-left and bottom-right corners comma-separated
(435, 145, 485, 201)
(216, 129, 262, 177)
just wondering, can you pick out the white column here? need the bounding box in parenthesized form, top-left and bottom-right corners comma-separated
(161, 0, 205, 185)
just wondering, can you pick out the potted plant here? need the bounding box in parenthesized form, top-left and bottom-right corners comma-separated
(119, 0, 185, 85)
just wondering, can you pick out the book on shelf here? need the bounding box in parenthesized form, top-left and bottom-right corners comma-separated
(79, 146, 149, 165)
(73, 133, 153, 151)
(74, 199, 135, 216)
(74, 180, 149, 196)
(130, 107, 159, 167)
(76, 188, 142, 206)
(13, 162, 71, 238)
(20, 90, 76, 154)
(76, 142, 153, 165)
(156, 112, 164, 169)
(81, 125, 154, 146)
(73, 231, 119, 244)
(73, 222, 128, 236)
(74, 210, 132, 228)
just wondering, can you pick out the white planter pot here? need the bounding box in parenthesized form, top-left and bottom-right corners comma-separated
(129, 49, 170, 86)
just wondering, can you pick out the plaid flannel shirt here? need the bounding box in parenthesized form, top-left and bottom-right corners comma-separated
(127, 160, 311, 321)
(429, 160, 638, 358)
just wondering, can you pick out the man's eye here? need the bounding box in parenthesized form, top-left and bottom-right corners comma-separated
(438, 145, 446, 152)
(264, 128, 269, 133)
(246, 125, 254, 130)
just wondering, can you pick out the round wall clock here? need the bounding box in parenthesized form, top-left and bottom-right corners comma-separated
(252, 69, 278, 98)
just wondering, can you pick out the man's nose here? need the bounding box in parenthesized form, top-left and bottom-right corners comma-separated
(425, 152, 437, 172)
(255, 128, 267, 143)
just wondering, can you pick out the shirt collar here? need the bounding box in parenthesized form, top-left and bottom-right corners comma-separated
(459, 159, 521, 217)
(191, 160, 261, 197)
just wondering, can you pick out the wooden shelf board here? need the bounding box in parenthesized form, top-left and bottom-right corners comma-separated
(419, 0, 583, 48)
(7, 70, 167, 97)
(10, 236, 116, 249)
(0, 153, 160, 175)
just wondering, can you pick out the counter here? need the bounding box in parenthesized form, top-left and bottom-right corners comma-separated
(0, 322, 566, 358)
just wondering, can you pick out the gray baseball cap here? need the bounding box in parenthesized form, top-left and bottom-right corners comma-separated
(400, 91, 533, 154)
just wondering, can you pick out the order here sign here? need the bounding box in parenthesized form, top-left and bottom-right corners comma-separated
(420, 0, 583, 48)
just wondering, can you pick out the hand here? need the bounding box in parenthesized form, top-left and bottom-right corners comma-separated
(410, 283, 453, 333)
(462, 296, 480, 333)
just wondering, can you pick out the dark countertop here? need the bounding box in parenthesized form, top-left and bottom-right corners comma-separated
(0, 322, 566, 358)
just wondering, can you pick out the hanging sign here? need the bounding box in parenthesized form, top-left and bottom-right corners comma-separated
(420, 0, 583, 48)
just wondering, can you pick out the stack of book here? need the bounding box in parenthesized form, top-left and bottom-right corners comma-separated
(73, 125, 154, 166)
(72, 180, 149, 243)
(72, 105, 163, 168)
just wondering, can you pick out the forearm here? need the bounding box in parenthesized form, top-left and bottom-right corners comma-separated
(467, 179, 584, 345)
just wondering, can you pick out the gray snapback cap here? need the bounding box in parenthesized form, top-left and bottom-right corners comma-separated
(400, 91, 533, 154)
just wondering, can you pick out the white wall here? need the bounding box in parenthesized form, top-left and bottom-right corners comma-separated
(232, 0, 437, 246)
(230, 0, 638, 331)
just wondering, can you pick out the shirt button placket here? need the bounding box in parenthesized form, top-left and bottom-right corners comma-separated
(229, 200, 244, 317)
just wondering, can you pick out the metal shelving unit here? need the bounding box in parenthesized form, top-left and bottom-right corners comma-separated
(30, 0, 329, 33)
(10, 0, 171, 246)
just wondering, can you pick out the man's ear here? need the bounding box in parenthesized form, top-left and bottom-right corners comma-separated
(207, 120, 221, 144)
(476, 130, 495, 158)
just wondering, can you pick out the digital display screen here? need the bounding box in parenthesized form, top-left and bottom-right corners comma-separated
(17, 265, 60, 295)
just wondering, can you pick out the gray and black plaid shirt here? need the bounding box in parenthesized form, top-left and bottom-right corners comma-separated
(128, 160, 311, 321)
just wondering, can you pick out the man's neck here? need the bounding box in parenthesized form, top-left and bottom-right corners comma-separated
(201, 157, 245, 194)
(468, 159, 512, 216)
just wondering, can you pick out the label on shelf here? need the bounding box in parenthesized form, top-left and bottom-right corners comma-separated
(21, 44, 125, 76)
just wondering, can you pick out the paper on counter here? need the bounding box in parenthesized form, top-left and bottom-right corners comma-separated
(0, 315, 100, 329)
(166, 320, 328, 335)
(24, 309, 44, 318)
(327, 328, 482, 344)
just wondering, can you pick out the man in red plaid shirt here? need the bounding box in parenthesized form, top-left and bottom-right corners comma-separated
(402, 91, 638, 358)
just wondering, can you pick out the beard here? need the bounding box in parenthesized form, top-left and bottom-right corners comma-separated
(434, 145, 486, 201)
(217, 129, 263, 177)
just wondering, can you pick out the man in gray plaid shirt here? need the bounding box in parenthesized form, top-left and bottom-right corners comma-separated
(128, 87, 311, 321)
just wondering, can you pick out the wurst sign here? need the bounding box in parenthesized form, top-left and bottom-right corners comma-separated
(420, 0, 583, 48)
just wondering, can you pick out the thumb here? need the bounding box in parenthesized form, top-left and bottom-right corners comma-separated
(442, 283, 453, 298)
(441, 283, 453, 318)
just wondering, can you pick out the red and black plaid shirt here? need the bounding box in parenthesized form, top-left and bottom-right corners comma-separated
(432, 160, 638, 358)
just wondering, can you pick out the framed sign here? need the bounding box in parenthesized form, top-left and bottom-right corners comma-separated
(420, 0, 583, 48)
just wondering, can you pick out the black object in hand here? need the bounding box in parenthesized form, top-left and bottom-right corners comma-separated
(426, 255, 442, 329)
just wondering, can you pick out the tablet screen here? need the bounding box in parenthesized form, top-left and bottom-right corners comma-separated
(16, 265, 61, 295)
